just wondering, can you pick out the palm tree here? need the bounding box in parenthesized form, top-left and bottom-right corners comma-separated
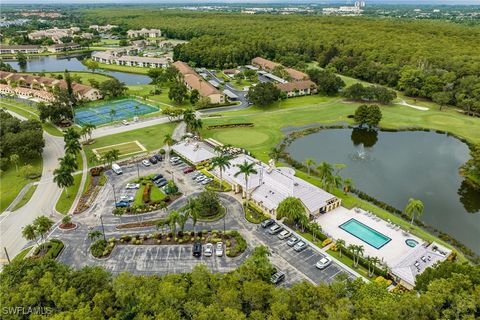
(356, 245, 365, 268)
(268, 147, 284, 161)
(347, 244, 357, 267)
(182, 198, 199, 233)
(104, 149, 120, 167)
(182, 108, 196, 130)
(404, 198, 424, 225)
(328, 174, 343, 192)
(190, 118, 203, 136)
(366, 256, 374, 277)
(168, 210, 180, 236)
(62, 215, 72, 226)
(371, 256, 381, 277)
(336, 239, 345, 257)
(22, 224, 38, 246)
(309, 222, 322, 242)
(81, 123, 96, 142)
(65, 138, 82, 155)
(210, 155, 232, 191)
(343, 178, 354, 194)
(303, 158, 316, 175)
(58, 153, 78, 171)
(177, 212, 189, 234)
(33, 215, 54, 246)
(9, 153, 19, 174)
(163, 134, 175, 163)
(109, 109, 117, 122)
(316, 161, 334, 187)
(276, 197, 306, 226)
(63, 127, 81, 143)
(234, 160, 258, 202)
(88, 230, 103, 241)
(156, 219, 167, 234)
(53, 166, 74, 198)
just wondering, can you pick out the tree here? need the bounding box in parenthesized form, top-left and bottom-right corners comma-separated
(354, 104, 370, 128)
(210, 155, 232, 191)
(276, 197, 307, 226)
(85, 59, 99, 73)
(33, 215, 54, 245)
(316, 161, 334, 187)
(365, 105, 382, 128)
(104, 149, 120, 167)
(99, 79, 127, 98)
(182, 198, 200, 232)
(303, 158, 316, 175)
(168, 210, 180, 235)
(53, 166, 74, 198)
(195, 96, 211, 109)
(81, 123, 96, 142)
(61, 215, 72, 226)
(88, 230, 103, 241)
(336, 239, 345, 257)
(58, 153, 78, 171)
(356, 245, 365, 268)
(189, 89, 200, 105)
(109, 109, 117, 122)
(306, 69, 345, 95)
(309, 222, 322, 242)
(22, 224, 38, 246)
(9, 153, 19, 174)
(234, 160, 258, 202)
(168, 81, 188, 104)
(163, 134, 175, 162)
(246, 82, 281, 107)
(268, 147, 284, 161)
(195, 191, 222, 218)
(177, 212, 189, 234)
(16, 53, 27, 71)
(343, 178, 354, 193)
(404, 198, 424, 225)
(432, 91, 451, 111)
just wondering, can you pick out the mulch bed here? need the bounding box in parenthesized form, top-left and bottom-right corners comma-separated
(59, 222, 77, 230)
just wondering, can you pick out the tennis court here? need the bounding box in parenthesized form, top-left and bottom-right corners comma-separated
(75, 99, 158, 126)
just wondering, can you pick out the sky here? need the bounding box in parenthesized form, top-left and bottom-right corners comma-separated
(2, 0, 479, 4)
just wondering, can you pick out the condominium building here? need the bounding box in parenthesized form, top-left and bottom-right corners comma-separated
(0, 45, 43, 54)
(276, 80, 317, 97)
(251, 57, 309, 81)
(127, 28, 162, 38)
(46, 43, 81, 53)
(91, 51, 169, 68)
(28, 27, 80, 43)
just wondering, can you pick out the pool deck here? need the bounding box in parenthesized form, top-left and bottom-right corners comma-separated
(315, 206, 424, 268)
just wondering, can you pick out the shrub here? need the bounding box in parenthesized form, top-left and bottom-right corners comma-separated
(91, 239, 108, 258)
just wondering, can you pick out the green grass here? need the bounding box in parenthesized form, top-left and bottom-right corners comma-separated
(55, 173, 82, 215)
(0, 157, 42, 213)
(83, 122, 175, 167)
(12, 246, 33, 262)
(327, 249, 371, 279)
(134, 184, 146, 206)
(92, 141, 146, 158)
(151, 185, 166, 201)
(127, 84, 190, 108)
(85, 59, 150, 75)
(42, 71, 114, 84)
(12, 185, 37, 211)
(294, 170, 467, 262)
(0, 99, 63, 136)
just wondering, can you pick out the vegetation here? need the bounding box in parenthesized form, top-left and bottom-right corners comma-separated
(246, 82, 281, 107)
(354, 104, 383, 128)
(307, 68, 345, 95)
(12, 184, 37, 211)
(2, 248, 479, 319)
(21, 215, 54, 252)
(342, 83, 397, 104)
(276, 197, 308, 226)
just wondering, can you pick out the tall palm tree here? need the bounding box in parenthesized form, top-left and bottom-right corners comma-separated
(336, 239, 345, 257)
(234, 160, 258, 202)
(83, 123, 96, 142)
(163, 134, 175, 163)
(347, 244, 357, 267)
(33, 215, 54, 247)
(104, 149, 120, 167)
(22, 224, 38, 246)
(63, 127, 81, 143)
(58, 153, 78, 171)
(343, 178, 354, 194)
(53, 166, 74, 198)
(177, 212, 189, 234)
(190, 118, 203, 136)
(182, 108, 196, 130)
(211, 155, 232, 191)
(168, 210, 180, 236)
(268, 147, 284, 161)
(303, 158, 316, 175)
(371, 256, 381, 277)
(316, 161, 334, 187)
(65, 138, 82, 155)
(309, 222, 322, 242)
(356, 245, 365, 268)
(366, 256, 374, 277)
(404, 198, 424, 225)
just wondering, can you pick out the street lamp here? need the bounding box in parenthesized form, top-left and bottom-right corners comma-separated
(99, 214, 106, 242)
(112, 183, 117, 203)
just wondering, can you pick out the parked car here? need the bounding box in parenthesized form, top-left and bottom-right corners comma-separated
(315, 257, 332, 270)
(193, 241, 202, 257)
(183, 167, 195, 174)
(196, 175, 206, 182)
(149, 156, 158, 164)
(156, 180, 168, 188)
(115, 201, 130, 208)
(125, 183, 140, 190)
(122, 119, 129, 125)
(286, 236, 300, 247)
(268, 224, 283, 235)
(120, 195, 134, 202)
(293, 241, 308, 252)
(215, 242, 224, 257)
(204, 243, 213, 257)
(261, 219, 275, 228)
(170, 156, 180, 163)
(154, 154, 163, 162)
(277, 230, 291, 240)
(151, 174, 163, 181)
(270, 271, 286, 285)
(192, 171, 202, 179)
(172, 160, 182, 166)
(201, 178, 213, 185)
(142, 160, 150, 167)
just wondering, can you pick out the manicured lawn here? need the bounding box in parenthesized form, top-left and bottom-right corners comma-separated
(127, 84, 190, 108)
(83, 122, 175, 167)
(86, 59, 150, 75)
(12, 246, 33, 262)
(0, 99, 63, 136)
(327, 249, 371, 279)
(43, 71, 114, 84)
(0, 157, 42, 213)
(12, 185, 37, 211)
(150, 185, 166, 201)
(55, 173, 82, 215)
(92, 141, 146, 158)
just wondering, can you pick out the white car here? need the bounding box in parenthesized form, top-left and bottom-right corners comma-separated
(293, 241, 308, 252)
(277, 230, 291, 240)
(122, 119, 129, 125)
(196, 175, 206, 182)
(170, 156, 180, 163)
(125, 183, 140, 190)
(201, 178, 213, 185)
(142, 160, 150, 167)
(204, 243, 213, 257)
(315, 257, 332, 270)
(120, 195, 134, 202)
(215, 242, 224, 257)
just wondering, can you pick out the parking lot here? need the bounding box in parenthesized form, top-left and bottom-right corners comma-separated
(255, 224, 356, 285)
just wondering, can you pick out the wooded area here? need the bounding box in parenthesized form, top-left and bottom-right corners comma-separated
(82, 9, 480, 114)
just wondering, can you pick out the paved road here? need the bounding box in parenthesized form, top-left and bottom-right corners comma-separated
(0, 111, 65, 267)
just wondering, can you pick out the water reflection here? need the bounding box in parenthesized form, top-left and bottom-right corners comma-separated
(350, 127, 378, 148)
(458, 180, 480, 213)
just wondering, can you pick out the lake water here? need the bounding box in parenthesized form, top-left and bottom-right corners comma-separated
(4, 53, 151, 85)
(286, 128, 480, 254)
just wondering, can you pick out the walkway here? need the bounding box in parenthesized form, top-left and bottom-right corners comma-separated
(397, 99, 429, 111)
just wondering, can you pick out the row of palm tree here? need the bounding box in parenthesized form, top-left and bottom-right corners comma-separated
(158, 198, 201, 236)
(53, 128, 82, 198)
(79, 123, 96, 143)
(347, 244, 365, 269)
(182, 109, 203, 136)
(22, 215, 55, 251)
(303, 158, 354, 193)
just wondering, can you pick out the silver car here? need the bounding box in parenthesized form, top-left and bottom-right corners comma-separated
(293, 241, 307, 252)
(315, 257, 332, 270)
(286, 236, 299, 247)
(204, 243, 213, 257)
(215, 242, 224, 257)
(277, 230, 291, 240)
(268, 224, 283, 235)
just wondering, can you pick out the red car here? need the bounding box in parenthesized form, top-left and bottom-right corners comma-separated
(183, 167, 195, 174)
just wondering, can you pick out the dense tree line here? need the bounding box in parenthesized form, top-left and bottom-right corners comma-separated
(0, 110, 44, 171)
(82, 9, 480, 114)
(1, 248, 479, 319)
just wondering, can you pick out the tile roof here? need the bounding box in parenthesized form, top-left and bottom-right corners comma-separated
(276, 80, 317, 92)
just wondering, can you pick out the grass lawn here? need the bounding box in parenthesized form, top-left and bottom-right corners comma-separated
(151, 185, 166, 201)
(12, 185, 37, 211)
(327, 249, 372, 279)
(0, 157, 42, 212)
(55, 173, 82, 215)
(0, 99, 63, 136)
(12, 246, 33, 262)
(85, 59, 150, 75)
(83, 122, 175, 167)
(42, 71, 114, 84)
(127, 84, 190, 108)
(92, 140, 147, 158)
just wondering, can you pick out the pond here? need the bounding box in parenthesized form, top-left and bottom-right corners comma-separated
(286, 128, 480, 255)
(4, 52, 151, 85)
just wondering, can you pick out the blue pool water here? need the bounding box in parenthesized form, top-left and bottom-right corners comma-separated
(339, 218, 391, 249)
(75, 99, 158, 126)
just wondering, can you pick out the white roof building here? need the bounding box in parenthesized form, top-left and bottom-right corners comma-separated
(215, 154, 341, 215)
(172, 139, 216, 165)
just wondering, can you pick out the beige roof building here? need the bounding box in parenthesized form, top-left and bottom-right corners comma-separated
(252, 57, 309, 82)
(173, 61, 225, 104)
(127, 28, 161, 38)
(276, 80, 317, 97)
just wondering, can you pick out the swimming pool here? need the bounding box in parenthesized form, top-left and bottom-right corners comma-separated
(339, 218, 391, 249)
(74, 99, 158, 126)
